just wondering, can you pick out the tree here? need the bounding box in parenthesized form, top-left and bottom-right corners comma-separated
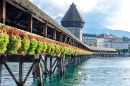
(122, 36, 129, 42)
(128, 44, 130, 55)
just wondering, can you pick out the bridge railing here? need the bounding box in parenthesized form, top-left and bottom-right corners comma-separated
(0, 23, 93, 56)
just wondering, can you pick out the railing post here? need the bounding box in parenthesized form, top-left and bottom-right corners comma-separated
(64, 35, 67, 43)
(0, 0, 6, 24)
(60, 32, 63, 42)
(43, 23, 47, 37)
(53, 29, 56, 40)
(27, 14, 33, 32)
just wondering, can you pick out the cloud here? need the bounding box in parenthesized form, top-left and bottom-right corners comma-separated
(29, 0, 102, 18)
(29, 0, 130, 33)
(106, 0, 130, 32)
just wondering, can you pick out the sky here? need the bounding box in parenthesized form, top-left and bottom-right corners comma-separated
(29, 0, 130, 33)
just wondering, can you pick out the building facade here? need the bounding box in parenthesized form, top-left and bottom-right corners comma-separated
(82, 33, 97, 47)
(97, 33, 129, 49)
(61, 3, 85, 41)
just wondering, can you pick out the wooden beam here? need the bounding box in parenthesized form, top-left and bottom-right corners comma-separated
(27, 14, 33, 32)
(73, 40, 75, 46)
(50, 57, 52, 74)
(0, 0, 6, 24)
(64, 35, 67, 43)
(53, 29, 56, 40)
(19, 62, 23, 85)
(72, 39, 75, 46)
(67, 37, 70, 44)
(43, 23, 47, 37)
(68, 38, 71, 45)
(35, 62, 42, 86)
(6, 0, 46, 24)
(60, 32, 63, 42)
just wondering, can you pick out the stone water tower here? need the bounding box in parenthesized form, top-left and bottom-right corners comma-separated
(61, 3, 85, 41)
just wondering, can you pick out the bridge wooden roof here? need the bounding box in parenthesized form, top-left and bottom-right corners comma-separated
(86, 45, 117, 52)
(5, 0, 117, 52)
(9, 0, 81, 42)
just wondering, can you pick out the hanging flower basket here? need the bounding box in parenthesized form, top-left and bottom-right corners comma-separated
(0, 33, 9, 54)
(36, 41, 44, 54)
(0, 23, 93, 56)
(54, 43, 61, 56)
(18, 37, 30, 55)
(41, 42, 47, 55)
(7, 35, 21, 54)
(0, 24, 9, 54)
(27, 38, 38, 55)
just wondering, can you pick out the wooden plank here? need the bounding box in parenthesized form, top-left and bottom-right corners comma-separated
(0, 0, 6, 24)
(43, 23, 47, 37)
(0, 55, 34, 62)
(28, 14, 33, 32)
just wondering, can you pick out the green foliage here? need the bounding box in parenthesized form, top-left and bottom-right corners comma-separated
(128, 44, 130, 53)
(0, 33, 9, 53)
(51, 44, 56, 54)
(7, 35, 21, 54)
(41, 42, 47, 53)
(122, 36, 130, 42)
(18, 38, 30, 54)
(54, 44, 61, 56)
(47, 43, 51, 54)
(36, 41, 43, 54)
(47, 43, 55, 55)
(0, 25, 7, 30)
(28, 38, 38, 55)
(63, 47, 69, 55)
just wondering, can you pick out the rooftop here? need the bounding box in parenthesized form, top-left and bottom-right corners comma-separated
(61, 3, 85, 23)
(97, 33, 121, 39)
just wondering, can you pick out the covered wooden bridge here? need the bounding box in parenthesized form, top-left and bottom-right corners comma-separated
(0, 0, 117, 86)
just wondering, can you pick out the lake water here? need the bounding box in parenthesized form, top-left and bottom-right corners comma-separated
(1, 57, 130, 86)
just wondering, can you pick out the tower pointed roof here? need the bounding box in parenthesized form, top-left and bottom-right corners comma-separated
(61, 3, 85, 23)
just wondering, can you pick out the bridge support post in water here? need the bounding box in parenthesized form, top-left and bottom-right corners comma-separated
(0, 55, 42, 86)
(18, 62, 24, 86)
(50, 57, 52, 74)
(74, 56, 77, 67)
(0, 61, 3, 85)
(44, 56, 48, 75)
(59, 56, 63, 75)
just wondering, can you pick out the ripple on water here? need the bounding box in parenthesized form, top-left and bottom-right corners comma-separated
(2, 57, 130, 86)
